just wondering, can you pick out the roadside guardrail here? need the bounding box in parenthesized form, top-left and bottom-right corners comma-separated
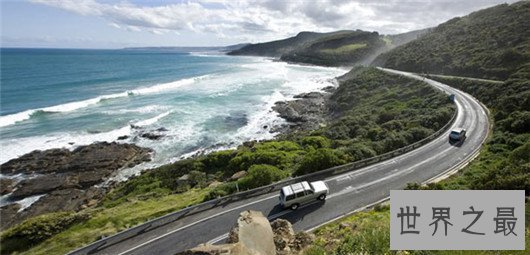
(70, 88, 458, 255)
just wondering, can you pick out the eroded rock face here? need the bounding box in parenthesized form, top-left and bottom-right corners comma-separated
(271, 219, 314, 255)
(1, 142, 152, 176)
(0, 204, 21, 229)
(272, 91, 330, 134)
(0, 178, 15, 195)
(180, 211, 313, 255)
(0, 142, 152, 230)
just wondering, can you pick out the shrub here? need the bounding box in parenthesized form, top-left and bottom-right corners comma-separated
(238, 164, 288, 190)
(509, 141, 530, 163)
(300, 136, 332, 149)
(188, 170, 207, 188)
(201, 150, 236, 171)
(345, 143, 377, 161)
(0, 211, 89, 254)
(303, 246, 326, 255)
(295, 148, 344, 176)
(498, 111, 530, 133)
(202, 182, 237, 201)
(408, 126, 434, 142)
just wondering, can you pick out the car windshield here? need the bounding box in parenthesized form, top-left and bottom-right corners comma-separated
(451, 131, 460, 135)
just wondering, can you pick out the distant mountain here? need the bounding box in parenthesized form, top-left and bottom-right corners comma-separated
(228, 31, 341, 57)
(279, 30, 385, 66)
(373, 1, 530, 80)
(123, 43, 249, 53)
(221, 43, 251, 52)
(228, 29, 429, 67)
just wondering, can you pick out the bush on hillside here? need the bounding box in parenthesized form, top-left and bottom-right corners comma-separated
(0, 211, 89, 254)
(238, 164, 289, 190)
(295, 148, 345, 176)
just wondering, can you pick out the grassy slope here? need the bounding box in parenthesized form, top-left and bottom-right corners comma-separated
(320, 43, 367, 54)
(1, 67, 455, 254)
(280, 31, 386, 66)
(374, 1, 530, 80)
(2, 189, 210, 255)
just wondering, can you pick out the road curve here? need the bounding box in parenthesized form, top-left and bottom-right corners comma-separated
(74, 68, 490, 255)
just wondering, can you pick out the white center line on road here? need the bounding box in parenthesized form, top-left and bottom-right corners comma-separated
(118, 128, 459, 254)
(116, 70, 472, 254)
(110, 71, 483, 255)
(116, 193, 278, 255)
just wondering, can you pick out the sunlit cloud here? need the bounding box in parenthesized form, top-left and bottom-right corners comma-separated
(30, 0, 519, 42)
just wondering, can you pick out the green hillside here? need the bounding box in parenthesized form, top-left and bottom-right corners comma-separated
(373, 1, 530, 80)
(0, 68, 455, 254)
(228, 29, 428, 66)
(280, 30, 386, 66)
(227, 31, 341, 57)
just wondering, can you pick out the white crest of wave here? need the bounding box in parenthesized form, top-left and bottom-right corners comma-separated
(0, 125, 132, 164)
(129, 75, 208, 95)
(103, 105, 171, 115)
(0, 76, 208, 128)
(0, 110, 37, 128)
(133, 111, 171, 127)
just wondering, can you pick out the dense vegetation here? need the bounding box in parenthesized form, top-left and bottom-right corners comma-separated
(412, 69, 530, 193)
(305, 2, 530, 253)
(310, 72, 530, 255)
(1, 67, 455, 254)
(373, 1, 530, 80)
(106, 67, 454, 203)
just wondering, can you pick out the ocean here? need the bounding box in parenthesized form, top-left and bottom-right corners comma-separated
(0, 48, 345, 180)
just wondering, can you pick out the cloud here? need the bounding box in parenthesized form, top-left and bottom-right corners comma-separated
(30, 0, 518, 42)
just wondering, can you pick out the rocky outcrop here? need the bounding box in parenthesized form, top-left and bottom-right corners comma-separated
(0, 204, 21, 230)
(272, 90, 331, 134)
(271, 219, 314, 255)
(0, 178, 15, 195)
(179, 210, 313, 255)
(0, 142, 152, 230)
(1, 142, 152, 175)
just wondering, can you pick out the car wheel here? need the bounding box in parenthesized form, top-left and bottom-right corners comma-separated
(318, 194, 326, 200)
(291, 203, 299, 210)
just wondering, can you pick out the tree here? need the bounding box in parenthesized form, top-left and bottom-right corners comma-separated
(295, 148, 344, 176)
(238, 164, 288, 190)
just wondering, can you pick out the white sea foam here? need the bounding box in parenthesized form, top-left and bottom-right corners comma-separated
(1, 58, 346, 184)
(0, 125, 132, 164)
(103, 105, 171, 115)
(129, 75, 207, 95)
(134, 111, 171, 127)
(17, 194, 46, 212)
(0, 109, 36, 128)
(0, 75, 207, 128)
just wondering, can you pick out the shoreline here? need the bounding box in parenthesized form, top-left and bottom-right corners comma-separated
(0, 57, 345, 230)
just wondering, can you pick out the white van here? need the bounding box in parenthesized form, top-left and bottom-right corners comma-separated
(279, 181, 329, 210)
(449, 128, 467, 141)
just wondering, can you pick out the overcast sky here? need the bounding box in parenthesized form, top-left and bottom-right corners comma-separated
(0, 0, 520, 48)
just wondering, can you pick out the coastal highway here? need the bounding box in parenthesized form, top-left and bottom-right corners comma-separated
(73, 68, 490, 255)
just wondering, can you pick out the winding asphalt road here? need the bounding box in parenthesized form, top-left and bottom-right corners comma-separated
(73, 68, 490, 255)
